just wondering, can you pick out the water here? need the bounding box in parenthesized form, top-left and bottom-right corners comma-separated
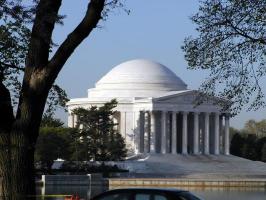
(36, 185, 266, 200)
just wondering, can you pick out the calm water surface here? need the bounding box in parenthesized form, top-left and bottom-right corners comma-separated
(36, 185, 266, 200)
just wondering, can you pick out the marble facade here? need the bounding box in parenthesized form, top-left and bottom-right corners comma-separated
(67, 59, 230, 156)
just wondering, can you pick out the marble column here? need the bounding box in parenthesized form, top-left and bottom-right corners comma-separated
(134, 111, 141, 154)
(193, 112, 199, 154)
(214, 113, 220, 155)
(73, 114, 78, 128)
(225, 114, 230, 155)
(171, 111, 177, 154)
(113, 116, 118, 131)
(139, 111, 145, 153)
(68, 114, 74, 128)
(161, 111, 167, 154)
(219, 115, 224, 154)
(150, 111, 156, 153)
(120, 111, 126, 138)
(204, 112, 210, 154)
(144, 112, 150, 153)
(182, 112, 188, 154)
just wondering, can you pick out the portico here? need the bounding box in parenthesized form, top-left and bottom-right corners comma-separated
(130, 109, 230, 155)
(67, 59, 230, 156)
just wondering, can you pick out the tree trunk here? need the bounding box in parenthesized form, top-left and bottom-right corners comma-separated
(10, 132, 36, 199)
(0, 132, 36, 200)
(0, 0, 106, 198)
(0, 81, 14, 199)
(0, 133, 12, 199)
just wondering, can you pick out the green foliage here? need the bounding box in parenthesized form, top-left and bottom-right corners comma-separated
(45, 84, 70, 116)
(244, 119, 266, 137)
(0, 4, 30, 104)
(255, 137, 266, 161)
(108, 132, 127, 160)
(60, 161, 128, 177)
(35, 127, 74, 173)
(183, 0, 266, 114)
(230, 133, 245, 156)
(240, 135, 258, 160)
(35, 115, 77, 173)
(41, 113, 64, 128)
(230, 132, 266, 162)
(261, 143, 266, 162)
(229, 127, 238, 141)
(230, 118, 266, 162)
(73, 99, 127, 161)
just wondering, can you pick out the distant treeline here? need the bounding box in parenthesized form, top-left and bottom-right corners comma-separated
(230, 119, 266, 162)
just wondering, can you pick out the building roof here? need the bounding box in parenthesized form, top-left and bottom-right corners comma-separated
(88, 59, 187, 100)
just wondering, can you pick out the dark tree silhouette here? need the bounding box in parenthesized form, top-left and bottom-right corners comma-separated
(73, 99, 127, 161)
(0, 0, 126, 199)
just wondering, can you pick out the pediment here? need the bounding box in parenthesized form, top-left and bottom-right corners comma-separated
(153, 90, 226, 106)
(153, 91, 197, 104)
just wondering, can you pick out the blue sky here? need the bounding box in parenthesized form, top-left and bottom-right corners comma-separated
(52, 0, 266, 129)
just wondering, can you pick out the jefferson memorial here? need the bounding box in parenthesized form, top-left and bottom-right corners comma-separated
(67, 59, 230, 156)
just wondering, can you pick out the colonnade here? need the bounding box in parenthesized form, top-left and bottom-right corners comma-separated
(68, 109, 230, 155)
(134, 111, 230, 155)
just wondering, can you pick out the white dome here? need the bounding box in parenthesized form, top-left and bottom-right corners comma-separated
(88, 59, 187, 99)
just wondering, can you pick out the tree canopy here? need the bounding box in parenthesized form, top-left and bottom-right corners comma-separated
(73, 99, 127, 161)
(230, 132, 266, 162)
(244, 119, 266, 137)
(182, 0, 266, 114)
(35, 127, 74, 173)
(230, 118, 266, 162)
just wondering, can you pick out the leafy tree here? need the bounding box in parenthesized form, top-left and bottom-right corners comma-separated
(244, 119, 266, 137)
(229, 127, 238, 141)
(40, 113, 64, 128)
(256, 120, 266, 137)
(230, 133, 245, 156)
(241, 134, 258, 160)
(35, 127, 74, 173)
(261, 143, 266, 162)
(108, 132, 127, 161)
(182, 0, 266, 114)
(230, 118, 266, 161)
(73, 99, 127, 161)
(0, 0, 126, 198)
(36, 116, 76, 173)
(255, 137, 266, 160)
(70, 130, 89, 162)
(244, 120, 257, 135)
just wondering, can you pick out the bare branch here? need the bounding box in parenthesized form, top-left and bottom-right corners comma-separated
(0, 62, 25, 72)
(226, 18, 266, 45)
(47, 0, 105, 81)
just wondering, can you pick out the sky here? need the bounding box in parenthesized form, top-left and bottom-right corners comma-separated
(52, 0, 266, 129)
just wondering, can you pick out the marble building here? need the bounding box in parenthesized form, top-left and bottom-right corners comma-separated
(67, 59, 230, 156)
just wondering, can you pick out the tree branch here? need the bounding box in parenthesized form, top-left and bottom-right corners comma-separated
(16, 0, 62, 123)
(0, 62, 25, 72)
(46, 0, 105, 82)
(226, 19, 266, 45)
(25, 0, 62, 69)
